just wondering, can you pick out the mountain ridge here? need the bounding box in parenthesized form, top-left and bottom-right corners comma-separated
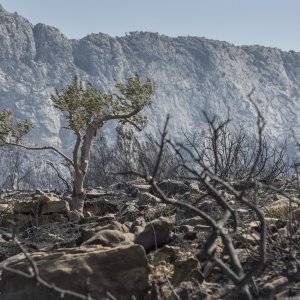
(0, 4, 299, 160)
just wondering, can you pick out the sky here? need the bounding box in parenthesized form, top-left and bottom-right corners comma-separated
(1, 0, 299, 51)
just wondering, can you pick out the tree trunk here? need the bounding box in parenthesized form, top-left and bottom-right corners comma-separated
(71, 171, 85, 213)
(70, 125, 94, 213)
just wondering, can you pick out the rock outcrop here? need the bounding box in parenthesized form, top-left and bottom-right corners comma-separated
(0, 178, 300, 299)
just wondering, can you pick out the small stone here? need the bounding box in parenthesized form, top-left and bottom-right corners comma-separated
(238, 231, 260, 245)
(41, 200, 70, 215)
(172, 258, 199, 285)
(291, 208, 300, 219)
(189, 183, 200, 194)
(183, 231, 197, 240)
(35, 189, 43, 195)
(67, 210, 84, 222)
(194, 225, 211, 233)
(235, 248, 249, 264)
(262, 276, 288, 296)
(96, 214, 116, 225)
(180, 216, 206, 226)
(178, 224, 194, 233)
(138, 192, 160, 206)
(130, 217, 146, 231)
(278, 227, 288, 237)
(0, 204, 12, 214)
(150, 245, 180, 266)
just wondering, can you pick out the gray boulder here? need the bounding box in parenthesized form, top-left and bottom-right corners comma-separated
(134, 217, 170, 251)
(0, 245, 150, 300)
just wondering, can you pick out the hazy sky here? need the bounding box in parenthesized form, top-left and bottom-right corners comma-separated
(1, 0, 299, 51)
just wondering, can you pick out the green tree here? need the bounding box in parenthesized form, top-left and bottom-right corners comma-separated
(0, 74, 154, 212)
(0, 109, 32, 142)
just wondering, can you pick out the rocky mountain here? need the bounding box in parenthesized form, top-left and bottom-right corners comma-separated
(0, 4, 299, 186)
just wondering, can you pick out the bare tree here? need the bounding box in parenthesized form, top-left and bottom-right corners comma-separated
(86, 126, 182, 188)
(85, 132, 116, 187)
(182, 111, 289, 184)
(126, 115, 266, 299)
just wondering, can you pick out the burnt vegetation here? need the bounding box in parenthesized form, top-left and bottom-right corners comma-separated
(0, 84, 299, 300)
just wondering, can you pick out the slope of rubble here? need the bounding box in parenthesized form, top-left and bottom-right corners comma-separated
(0, 177, 299, 299)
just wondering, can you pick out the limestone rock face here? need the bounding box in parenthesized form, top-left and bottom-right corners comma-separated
(0, 8, 36, 61)
(33, 23, 73, 65)
(0, 5, 300, 185)
(0, 244, 150, 300)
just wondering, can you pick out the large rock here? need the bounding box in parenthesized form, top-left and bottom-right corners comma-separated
(0, 245, 150, 300)
(180, 216, 207, 226)
(82, 229, 134, 247)
(134, 217, 170, 251)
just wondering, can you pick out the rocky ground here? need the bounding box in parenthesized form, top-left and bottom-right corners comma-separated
(0, 178, 299, 300)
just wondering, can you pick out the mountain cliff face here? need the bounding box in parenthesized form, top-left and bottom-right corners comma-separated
(0, 5, 299, 160)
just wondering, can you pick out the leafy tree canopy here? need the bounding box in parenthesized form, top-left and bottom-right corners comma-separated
(51, 73, 154, 133)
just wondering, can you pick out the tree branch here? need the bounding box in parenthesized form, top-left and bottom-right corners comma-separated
(1, 140, 74, 167)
